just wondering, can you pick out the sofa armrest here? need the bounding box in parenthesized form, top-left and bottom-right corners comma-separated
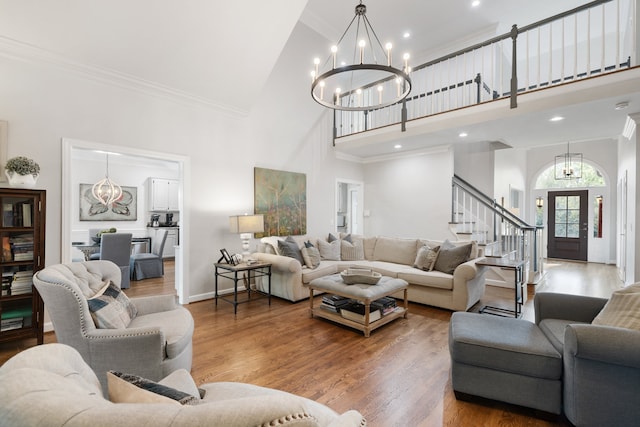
(534, 292, 607, 325)
(131, 294, 177, 315)
(453, 258, 480, 282)
(565, 324, 640, 368)
(252, 252, 302, 274)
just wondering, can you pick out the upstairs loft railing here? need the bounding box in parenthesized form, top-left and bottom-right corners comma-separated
(334, 0, 636, 139)
(451, 175, 544, 284)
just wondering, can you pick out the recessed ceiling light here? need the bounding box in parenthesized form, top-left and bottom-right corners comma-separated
(394, 144, 402, 149)
(403, 32, 411, 39)
(472, 0, 481, 7)
(549, 116, 564, 122)
(459, 132, 468, 138)
(615, 101, 629, 110)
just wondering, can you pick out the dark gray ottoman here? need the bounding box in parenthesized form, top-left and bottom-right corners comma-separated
(449, 312, 562, 414)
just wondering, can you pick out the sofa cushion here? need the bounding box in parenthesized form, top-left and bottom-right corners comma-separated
(433, 240, 472, 274)
(397, 268, 453, 290)
(341, 239, 364, 261)
(128, 308, 193, 359)
(107, 371, 199, 405)
(372, 236, 418, 265)
(414, 244, 440, 271)
(301, 246, 321, 269)
(592, 283, 640, 331)
(278, 237, 304, 265)
(538, 318, 587, 353)
(318, 239, 341, 260)
(87, 281, 137, 329)
(301, 261, 339, 284)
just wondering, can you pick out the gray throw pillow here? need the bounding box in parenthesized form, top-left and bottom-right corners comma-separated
(414, 244, 440, 271)
(277, 237, 304, 265)
(301, 246, 321, 269)
(87, 281, 137, 329)
(432, 240, 472, 274)
(328, 233, 338, 242)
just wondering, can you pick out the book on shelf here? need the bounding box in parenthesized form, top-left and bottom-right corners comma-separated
(1, 306, 32, 320)
(340, 306, 382, 324)
(321, 294, 352, 308)
(1, 318, 23, 331)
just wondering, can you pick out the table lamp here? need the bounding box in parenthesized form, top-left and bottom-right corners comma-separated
(229, 214, 265, 259)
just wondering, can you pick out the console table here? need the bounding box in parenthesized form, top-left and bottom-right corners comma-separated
(475, 258, 525, 318)
(214, 262, 271, 315)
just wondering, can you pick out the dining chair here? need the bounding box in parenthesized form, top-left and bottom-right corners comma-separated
(130, 229, 168, 280)
(97, 233, 133, 289)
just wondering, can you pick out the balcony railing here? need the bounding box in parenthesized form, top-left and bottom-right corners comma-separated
(335, 0, 636, 139)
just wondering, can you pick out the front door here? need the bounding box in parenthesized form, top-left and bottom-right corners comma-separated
(547, 190, 588, 261)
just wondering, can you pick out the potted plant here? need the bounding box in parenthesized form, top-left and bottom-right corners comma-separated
(4, 156, 40, 188)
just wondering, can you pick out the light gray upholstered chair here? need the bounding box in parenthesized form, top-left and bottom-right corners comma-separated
(33, 260, 193, 394)
(130, 229, 168, 280)
(91, 233, 132, 289)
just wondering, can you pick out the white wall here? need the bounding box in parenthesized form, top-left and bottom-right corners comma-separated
(495, 148, 527, 213)
(454, 141, 496, 196)
(363, 147, 454, 240)
(618, 113, 639, 284)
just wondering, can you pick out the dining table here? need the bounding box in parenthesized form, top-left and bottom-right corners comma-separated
(72, 237, 152, 261)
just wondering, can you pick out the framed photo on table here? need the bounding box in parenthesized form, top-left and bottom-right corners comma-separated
(219, 248, 241, 265)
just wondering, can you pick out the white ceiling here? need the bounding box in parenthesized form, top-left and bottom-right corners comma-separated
(0, 0, 637, 158)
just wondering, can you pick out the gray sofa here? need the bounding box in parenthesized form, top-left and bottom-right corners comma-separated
(252, 234, 486, 311)
(0, 343, 366, 427)
(449, 290, 640, 426)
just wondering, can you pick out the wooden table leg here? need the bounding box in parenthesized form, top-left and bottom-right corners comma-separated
(309, 286, 314, 318)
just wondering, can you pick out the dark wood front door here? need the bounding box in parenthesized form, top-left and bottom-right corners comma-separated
(547, 190, 588, 261)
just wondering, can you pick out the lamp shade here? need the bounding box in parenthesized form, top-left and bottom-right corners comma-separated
(229, 214, 265, 234)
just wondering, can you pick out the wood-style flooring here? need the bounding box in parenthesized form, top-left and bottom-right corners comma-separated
(0, 260, 622, 426)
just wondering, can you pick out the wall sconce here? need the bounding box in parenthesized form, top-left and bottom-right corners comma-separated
(536, 196, 544, 209)
(229, 214, 265, 259)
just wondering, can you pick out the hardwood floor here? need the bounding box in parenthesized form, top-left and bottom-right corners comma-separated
(0, 260, 622, 426)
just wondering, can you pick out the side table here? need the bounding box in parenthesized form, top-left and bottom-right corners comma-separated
(214, 262, 272, 315)
(475, 258, 525, 318)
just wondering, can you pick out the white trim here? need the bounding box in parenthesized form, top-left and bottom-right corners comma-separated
(61, 138, 191, 304)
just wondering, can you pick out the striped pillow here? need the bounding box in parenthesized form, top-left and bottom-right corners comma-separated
(341, 239, 364, 261)
(87, 281, 137, 329)
(592, 283, 640, 331)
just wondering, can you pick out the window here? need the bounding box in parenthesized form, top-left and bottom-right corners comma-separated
(554, 195, 580, 238)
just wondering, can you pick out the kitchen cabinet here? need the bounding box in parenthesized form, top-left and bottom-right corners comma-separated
(0, 188, 45, 345)
(148, 178, 179, 211)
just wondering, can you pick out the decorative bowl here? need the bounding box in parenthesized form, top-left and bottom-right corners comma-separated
(340, 269, 382, 285)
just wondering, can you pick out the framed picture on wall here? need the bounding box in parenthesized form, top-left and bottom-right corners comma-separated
(79, 183, 138, 221)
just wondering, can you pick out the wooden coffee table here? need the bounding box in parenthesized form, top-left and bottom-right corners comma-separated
(308, 274, 408, 337)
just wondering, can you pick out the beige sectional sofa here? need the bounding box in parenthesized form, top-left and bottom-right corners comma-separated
(252, 234, 486, 312)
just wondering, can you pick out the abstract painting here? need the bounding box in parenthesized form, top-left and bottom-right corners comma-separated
(79, 183, 138, 221)
(254, 167, 306, 237)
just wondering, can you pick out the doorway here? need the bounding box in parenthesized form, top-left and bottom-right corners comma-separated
(61, 138, 190, 304)
(547, 190, 588, 261)
(336, 179, 364, 235)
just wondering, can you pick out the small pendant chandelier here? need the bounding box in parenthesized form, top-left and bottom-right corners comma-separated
(554, 141, 583, 180)
(92, 153, 122, 206)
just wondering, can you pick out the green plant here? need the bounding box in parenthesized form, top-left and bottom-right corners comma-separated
(5, 156, 40, 177)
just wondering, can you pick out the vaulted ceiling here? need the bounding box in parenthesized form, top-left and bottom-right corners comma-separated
(0, 0, 638, 158)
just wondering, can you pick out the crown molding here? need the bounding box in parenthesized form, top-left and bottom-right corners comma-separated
(0, 36, 248, 118)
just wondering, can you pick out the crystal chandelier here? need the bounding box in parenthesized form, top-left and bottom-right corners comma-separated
(92, 153, 122, 206)
(554, 142, 583, 180)
(310, 2, 412, 111)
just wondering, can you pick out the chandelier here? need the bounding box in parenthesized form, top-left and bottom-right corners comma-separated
(310, 2, 412, 111)
(92, 153, 122, 206)
(554, 142, 583, 180)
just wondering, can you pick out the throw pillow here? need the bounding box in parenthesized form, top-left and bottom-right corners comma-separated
(342, 233, 353, 243)
(107, 371, 200, 406)
(592, 283, 640, 331)
(318, 239, 341, 260)
(414, 244, 440, 271)
(432, 240, 472, 274)
(301, 246, 321, 269)
(341, 239, 365, 261)
(158, 368, 205, 400)
(87, 281, 137, 329)
(304, 240, 316, 248)
(278, 237, 304, 265)
(260, 236, 282, 255)
(328, 233, 338, 242)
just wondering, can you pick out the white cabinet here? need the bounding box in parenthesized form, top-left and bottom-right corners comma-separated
(148, 178, 179, 211)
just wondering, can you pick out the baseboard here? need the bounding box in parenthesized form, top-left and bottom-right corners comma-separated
(188, 286, 247, 304)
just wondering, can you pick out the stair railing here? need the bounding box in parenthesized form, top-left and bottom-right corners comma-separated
(452, 175, 544, 284)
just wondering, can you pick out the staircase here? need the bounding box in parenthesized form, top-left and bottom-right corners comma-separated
(450, 175, 544, 286)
